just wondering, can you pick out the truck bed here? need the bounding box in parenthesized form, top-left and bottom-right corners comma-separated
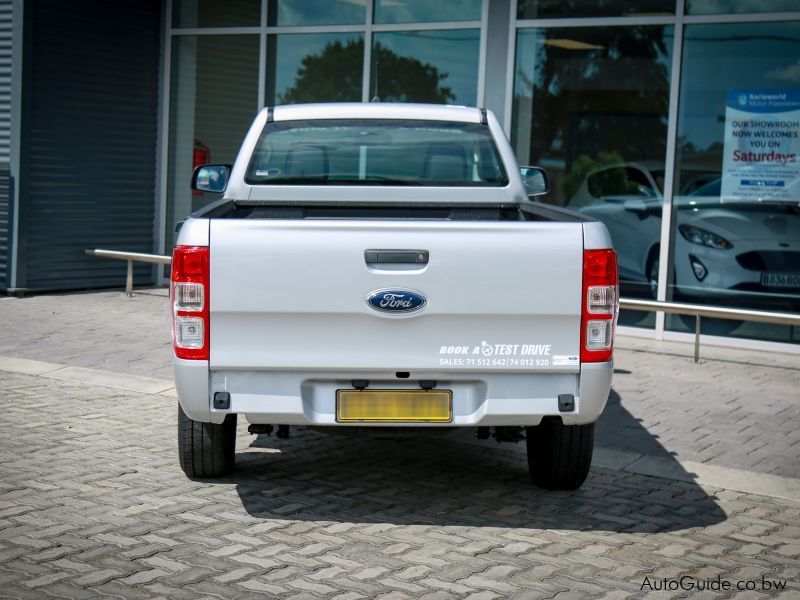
(185, 198, 596, 225)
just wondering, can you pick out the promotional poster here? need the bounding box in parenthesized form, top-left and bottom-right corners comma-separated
(721, 89, 800, 202)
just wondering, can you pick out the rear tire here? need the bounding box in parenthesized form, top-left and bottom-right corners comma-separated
(178, 403, 237, 478)
(526, 418, 593, 490)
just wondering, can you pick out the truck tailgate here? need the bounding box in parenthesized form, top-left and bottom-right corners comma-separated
(209, 219, 583, 371)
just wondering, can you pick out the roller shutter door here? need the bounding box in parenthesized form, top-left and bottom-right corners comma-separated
(0, 0, 12, 290)
(18, 0, 161, 290)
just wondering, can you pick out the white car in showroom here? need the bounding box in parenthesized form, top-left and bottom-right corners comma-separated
(571, 163, 800, 314)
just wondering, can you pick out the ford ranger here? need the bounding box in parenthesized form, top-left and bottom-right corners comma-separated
(172, 103, 617, 489)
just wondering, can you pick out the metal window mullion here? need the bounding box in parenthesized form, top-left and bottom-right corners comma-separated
(502, 0, 519, 134)
(361, 0, 373, 103)
(476, 0, 489, 107)
(264, 24, 365, 34)
(515, 15, 675, 28)
(371, 21, 481, 32)
(9, 0, 23, 289)
(654, 0, 685, 339)
(155, 0, 173, 283)
(169, 26, 261, 35)
(684, 11, 800, 24)
(258, 0, 267, 109)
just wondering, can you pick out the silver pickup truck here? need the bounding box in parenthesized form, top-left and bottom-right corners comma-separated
(172, 103, 617, 489)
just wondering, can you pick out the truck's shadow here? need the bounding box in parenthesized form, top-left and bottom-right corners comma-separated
(230, 388, 726, 533)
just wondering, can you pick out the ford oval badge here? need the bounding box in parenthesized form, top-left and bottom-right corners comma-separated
(367, 289, 426, 314)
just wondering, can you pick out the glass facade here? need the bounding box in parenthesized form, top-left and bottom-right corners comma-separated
(372, 30, 481, 105)
(509, 8, 800, 347)
(513, 26, 673, 329)
(162, 0, 800, 349)
(267, 33, 365, 105)
(165, 0, 482, 253)
(518, 0, 674, 19)
(166, 35, 259, 251)
(667, 21, 800, 342)
(267, 0, 366, 26)
(173, 0, 260, 27)
(375, 0, 482, 24)
(686, 0, 800, 15)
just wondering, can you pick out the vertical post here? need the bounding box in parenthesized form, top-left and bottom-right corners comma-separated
(476, 0, 490, 108)
(258, 0, 267, 110)
(693, 314, 701, 363)
(361, 0, 374, 102)
(156, 0, 174, 285)
(655, 3, 685, 341)
(502, 0, 518, 134)
(126, 260, 134, 297)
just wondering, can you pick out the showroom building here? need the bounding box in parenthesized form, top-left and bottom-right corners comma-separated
(2, 0, 799, 350)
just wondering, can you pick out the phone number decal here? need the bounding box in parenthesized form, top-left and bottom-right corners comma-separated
(439, 357, 550, 367)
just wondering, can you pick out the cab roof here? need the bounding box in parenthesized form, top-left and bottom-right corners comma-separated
(270, 102, 484, 124)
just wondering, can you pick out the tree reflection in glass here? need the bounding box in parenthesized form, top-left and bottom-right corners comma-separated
(373, 30, 480, 105)
(512, 26, 673, 207)
(276, 39, 364, 104)
(271, 30, 479, 106)
(512, 26, 673, 320)
(275, 39, 456, 105)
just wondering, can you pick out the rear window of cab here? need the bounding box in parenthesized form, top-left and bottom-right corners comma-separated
(245, 119, 508, 187)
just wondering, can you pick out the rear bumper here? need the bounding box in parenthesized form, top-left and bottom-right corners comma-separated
(175, 358, 613, 427)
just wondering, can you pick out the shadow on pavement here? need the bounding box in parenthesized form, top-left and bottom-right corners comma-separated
(596, 389, 669, 457)
(230, 389, 726, 533)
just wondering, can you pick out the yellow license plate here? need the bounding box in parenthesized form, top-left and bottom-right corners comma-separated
(336, 389, 452, 423)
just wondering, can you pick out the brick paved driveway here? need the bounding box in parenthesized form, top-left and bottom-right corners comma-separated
(1, 370, 798, 599)
(1, 290, 799, 598)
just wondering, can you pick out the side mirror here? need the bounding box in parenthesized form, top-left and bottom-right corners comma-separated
(623, 198, 649, 217)
(637, 184, 658, 198)
(519, 166, 550, 197)
(191, 165, 230, 193)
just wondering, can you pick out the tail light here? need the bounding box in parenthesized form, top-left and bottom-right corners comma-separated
(581, 249, 618, 363)
(171, 246, 209, 360)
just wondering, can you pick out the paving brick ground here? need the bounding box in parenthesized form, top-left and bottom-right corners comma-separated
(0, 369, 798, 599)
(1, 289, 799, 598)
(0, 291, 173, 381)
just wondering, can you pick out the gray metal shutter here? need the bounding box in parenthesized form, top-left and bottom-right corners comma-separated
(18, 0, 161, 290)
(0, 0, 11, 163)
(0, 0, 12, 290)
(0, 170, 10, 290)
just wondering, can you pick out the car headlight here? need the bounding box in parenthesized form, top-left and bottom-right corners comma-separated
(678, 224, 733, 250)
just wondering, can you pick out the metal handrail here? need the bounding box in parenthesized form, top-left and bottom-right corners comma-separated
(85, 249, 171, 296)
(619, 298, 800, 362)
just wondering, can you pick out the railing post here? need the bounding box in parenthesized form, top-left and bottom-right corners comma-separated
(693, 314, 701, 363)
(126, 260, 134, 297)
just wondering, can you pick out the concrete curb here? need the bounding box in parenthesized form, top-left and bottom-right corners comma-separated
(2, 354, 799, 502)
(0, 355, 178, 398)
(453, 433, 800, 504)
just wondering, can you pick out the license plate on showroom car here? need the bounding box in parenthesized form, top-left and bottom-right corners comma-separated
(761, 272, 800, 288)
(336, 389, 452, 423)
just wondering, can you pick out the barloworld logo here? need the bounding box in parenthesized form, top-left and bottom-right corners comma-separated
(367, 289, 427, 314)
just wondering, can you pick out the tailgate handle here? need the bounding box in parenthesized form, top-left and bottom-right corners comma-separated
(365, 250, 429, 265)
